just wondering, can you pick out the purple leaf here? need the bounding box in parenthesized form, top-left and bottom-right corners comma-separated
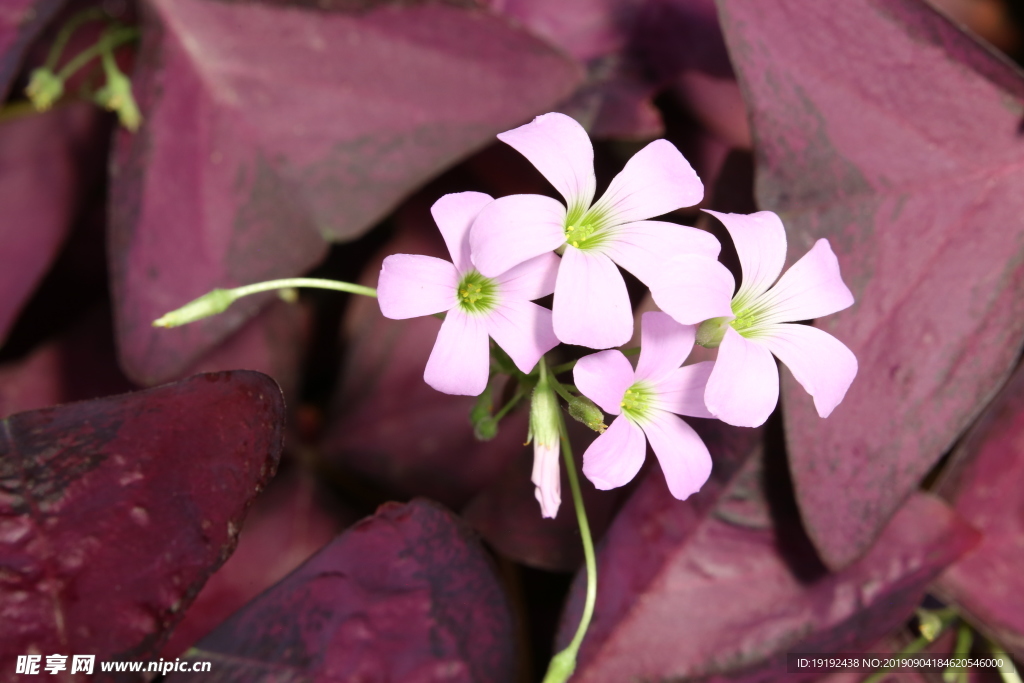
(935, 361, 1024, 659)
(0, 371, 285, 677)
(321, 201, 530, 508)
(715, 0, 1024, 568)
(109, 0, 583, 385)
(166, 498, 517, 683)
(0, 104, 107, 347)
(556, 423, 978, 682)
(0, 0, 65, 100)
(162, 463, 357, 658)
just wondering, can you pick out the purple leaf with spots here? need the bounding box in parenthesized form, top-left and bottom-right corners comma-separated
(555, 422, 978, 682)
(0, 371, 284, 680)
(715, 0, 1024, 568)
(165, 499, 517, 683)
(935, 360, 1024, 659)
(109, 0, 582, 385)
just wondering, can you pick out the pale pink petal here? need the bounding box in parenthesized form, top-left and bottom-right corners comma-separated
(649, 254, 736, 325)
(485, 300, 559, 375)
(589, 139, 703, 225)
(531, 441, 561, 519)
(758, 239, 855, 324)
(601, 220, 721, 286)
(704, 209, 786, 304)
(574, 350, 634, 415)
(497, 112, 596, 214)
(641, 411, 712, 500)
(470, 194, 567, 278)
(634, 311, 695, 383)
(431, 191, 493, 273)
(704, 327, 779, 428)
(759, 323, 858, 418)
(377, 254, 457, 320)
(423, 308, 490, 396)
(581, 415, 647, 490)
(553, 247, 633, 349)
(652, 361, 715, 418)
(494, 251, 560, 301)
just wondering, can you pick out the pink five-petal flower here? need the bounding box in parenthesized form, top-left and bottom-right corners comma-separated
(470, 112, 719, 350)
(377, 192, 560, 396)
(699, 210, 858, 428)
(574, 312, 714, 500)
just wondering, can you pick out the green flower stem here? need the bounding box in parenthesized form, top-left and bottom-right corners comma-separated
(862, 609, 958, 683)
(542, 361, 598, 683)
(153, 277, 377, 328)
(987, 638, 1023, 683)
(493, 387, 526, 422)
(230, 277, 377, 300)
(56, 26, 139, 81)
(45, 8, 106, 71)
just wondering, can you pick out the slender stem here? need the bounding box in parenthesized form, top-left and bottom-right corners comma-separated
(56, 27, 139, 81)
(45, 8, 105, 71)
(542, 357, 598, 683)
(493, 387, 525, 422)
(549, 376, 576, 404)
(231, 277, 377, 299)
(987, 638, 1023, 683)
(862, 610, 957, 683)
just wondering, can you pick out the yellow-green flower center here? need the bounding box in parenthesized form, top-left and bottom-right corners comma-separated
(456, 270, 498, 314)
(620, 381, 654, 423)
(563, 205, 611, 251)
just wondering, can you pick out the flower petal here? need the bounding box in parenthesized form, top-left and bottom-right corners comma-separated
(634, 311, 695, 383)
(496, 112, 596, 214)
(641, 411, 711, 500)
(494, 251, 560, 301)
(574, 349, 634, 415)
(553, 247, 633, 349)
(758, 238, 855, 324)
(704, 209, 787, 305)
(652, 361, 715, 418)
(581, 415, 647, 490)
(589, 139, 703, 226)
(759, 323, 858, 418)
(377, 254, 457, 319)
(601, 220, 721, 286)
(649, 254, 736, 325)
(423, 308, 489, 396)
(531, 441, 561, 519)
(705, 326, 779, 427)
(485, 300, 559, 375)
(431, 191, 493, 273)
(470, 194, 567, 278)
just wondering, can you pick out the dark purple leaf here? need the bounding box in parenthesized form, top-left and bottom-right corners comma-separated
(0, 0, 65, 100)
(166, 498, 517, 683)
(162, 462, 357, 658)
(935, 361, 1024, 659)
(321, 201, 530, 508)
(715, 0, 1024, 568)
(0, 104, 106, 347)
(0, 371, 285, 678)
(0, 307, 134, 418)
(556, 423, 978, 682)
(109, 0, 583, 385)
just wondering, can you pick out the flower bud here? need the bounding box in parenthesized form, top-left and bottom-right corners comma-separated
(567, 394, 606, 433)
(26, 68, 64, 111)
(152, 289, 237, 328)
(95, 68, 142, 132)
(528, 377, 561, 518)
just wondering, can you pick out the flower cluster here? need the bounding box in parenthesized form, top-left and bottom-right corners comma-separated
(378, 113, 857, 517)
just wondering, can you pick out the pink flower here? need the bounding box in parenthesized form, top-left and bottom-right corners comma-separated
(574, 312, 714, 500)
(696, 210, 858, 428)
(470, 112, 720, 350)
(378, 192, 560, 396)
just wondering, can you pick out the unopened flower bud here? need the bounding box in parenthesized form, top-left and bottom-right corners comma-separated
(152, 289, 237, 328)
(567, 394, 606, 433)
(26, 68, 64, 110)
(95, 68, 142, 132)
(528, 376, 561, 518)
